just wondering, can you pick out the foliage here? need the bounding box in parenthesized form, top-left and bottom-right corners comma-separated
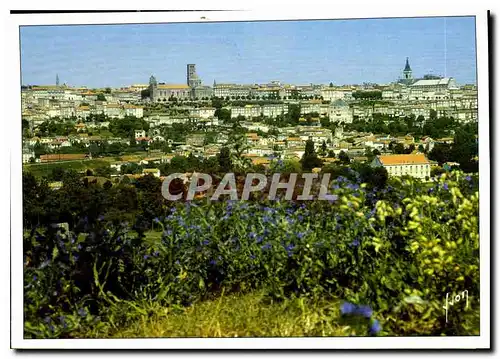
(301, 140, 323, 171)
(23, 169, 479, 338)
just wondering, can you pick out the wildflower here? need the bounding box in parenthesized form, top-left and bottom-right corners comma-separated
(297, 232, 305, 239)
(256, 235, 264, 244)
(285, 244, 295, 257)
(249, 232, 257, 239)
(78, 308, 87, 317)
(350, 239, 360, 247)
(443, 183, 449, 190)
(209, 259, 217, 266)
(43, 316, 51, 324)
(250, 254, 256, 260)
(465, 175, 472, 181)
(369, 319, 382, 335)
(143, 255, 150, 260)
(33, 275, 37, 281)
(175, 260, 180, 265)
(356, 305, 373, 318)
(340, 302, 356, 315)
(261, 243, 272, 251)
(153, 217, 160, 223)
(153, 250, 160, 257)
(97, 215, 105, 221)
(202, 239, 210, 246)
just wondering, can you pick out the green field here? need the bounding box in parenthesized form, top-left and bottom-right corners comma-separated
(23, 159, 114, 177)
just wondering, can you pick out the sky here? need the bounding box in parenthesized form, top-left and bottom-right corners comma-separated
(20, 16, 477, 88)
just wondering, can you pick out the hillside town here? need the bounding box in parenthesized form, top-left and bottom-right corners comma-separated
(21, 59, 478, 180)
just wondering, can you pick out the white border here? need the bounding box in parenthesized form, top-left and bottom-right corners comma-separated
(8, 8, 490, 350)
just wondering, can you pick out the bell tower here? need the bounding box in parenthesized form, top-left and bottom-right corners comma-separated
(403, 57, 413, 80)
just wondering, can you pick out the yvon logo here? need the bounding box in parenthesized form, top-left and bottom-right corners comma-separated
(443, 290, 469, 323)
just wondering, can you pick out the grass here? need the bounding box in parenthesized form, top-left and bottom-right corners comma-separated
(23, 159, 112, 177)
(77, 291, 368, 338)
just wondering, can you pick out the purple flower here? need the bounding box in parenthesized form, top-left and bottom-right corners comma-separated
(443, 183, 449, 190)
(78, 308, 87, 317)
(143, 254, 150, 260)
(297, 232, 305, 239)
(356, 305, 373, 318)
(369, 319, 382, 335)
(209, 259, 217, 266)
(261, 243, 272, 251)
(465, 175, 472, 181)
(340, 302, 356, 315)
(202, 239, 210, 246)
(350, 239, 360, 247)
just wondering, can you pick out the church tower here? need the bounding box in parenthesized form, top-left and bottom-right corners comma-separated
(403, 57, 413, 81)
(149, 75, 158, 101)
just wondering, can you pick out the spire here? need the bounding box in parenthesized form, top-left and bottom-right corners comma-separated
(404, 57, 412, 72)
(56, 74, 60, 86)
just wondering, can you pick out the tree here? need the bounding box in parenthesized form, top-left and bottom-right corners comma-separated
(300, 139, 323, 171)
(428, 143, 452, 165)
(338, 151, 350, 165)
(104, 87, 112, 94)
(96, 93, 107, 102)
(319, 141, 327, 156)
(393, 143, 405, 154)
(329, 82, 334, 87)
(217, 146, 233, 172)
(228, 134, 252, 171)
(418, 144, 425, 153)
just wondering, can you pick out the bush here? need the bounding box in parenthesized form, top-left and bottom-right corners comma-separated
(23, 170, 479, 337)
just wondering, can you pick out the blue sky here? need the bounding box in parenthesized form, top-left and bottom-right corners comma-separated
(20, 16, 477, 88)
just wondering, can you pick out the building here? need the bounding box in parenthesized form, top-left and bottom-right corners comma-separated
(230, 105, 262, 119)
(371, 154, 431, 180)
(409, 78, 458, 101)
(191, 86, 213, 99)
(189, 107, 216, 119)
(187, 64, 202, 88)
(149, 75, 190, 101)
(328, 99, 353, 123)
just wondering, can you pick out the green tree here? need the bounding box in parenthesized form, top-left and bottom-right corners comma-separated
(338, 150, 350, 165)
(300, 139, 323, 171)
(217, 146, 233, 172)
(96, 93, 107, 101)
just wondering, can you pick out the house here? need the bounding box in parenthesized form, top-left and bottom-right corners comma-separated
(142, 168, 161, 178)
(371, 154, 431, 180)
(135, 129, 146, 139)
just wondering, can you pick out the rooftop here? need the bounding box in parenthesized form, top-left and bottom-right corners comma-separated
(377, 154, 430, 166)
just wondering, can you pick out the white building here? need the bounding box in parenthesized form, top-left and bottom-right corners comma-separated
(409, 78, 458, 101)
(371, 154, 431, 180)
(189, 107, 216, 119)
(328, 99, 353, 123)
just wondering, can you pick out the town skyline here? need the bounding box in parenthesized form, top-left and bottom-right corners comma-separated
(20, 16, 477, 88)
